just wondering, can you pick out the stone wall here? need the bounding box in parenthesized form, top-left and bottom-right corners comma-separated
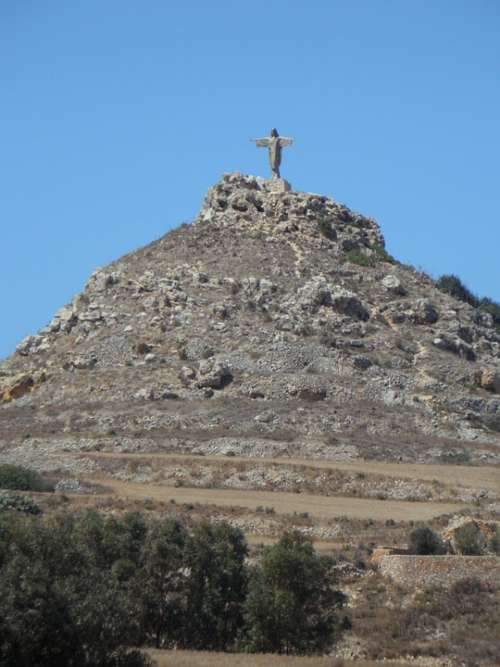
(379, 555, 500, 587)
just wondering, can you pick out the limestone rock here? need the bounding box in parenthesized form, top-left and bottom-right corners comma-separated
(196, 359, 232, 390)
(442, 516, 497, 555)
(0, 370, 46, 402)
(70, 354, 97, 370)
(49, 303, 78, 333)
(353, 355, 373, 370)
(179, 366, 196, 386)
(412, 299, 439, 325)
(297, 276, 332, 313)
(87, 268, 121, 292)
(287, 379, 327, 401)
(16, 335, 49, 356)
(433, 332, 476, 361)
(330, 287, 369, 321)
(381, 274, 406, 295)
(475, 368, 500, 393)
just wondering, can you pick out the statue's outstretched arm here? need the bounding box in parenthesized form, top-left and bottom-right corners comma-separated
(252, 138, 270, 147)
(278, 137, 293, 147)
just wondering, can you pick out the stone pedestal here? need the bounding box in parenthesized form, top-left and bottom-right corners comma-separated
(263, 177, 291, 193)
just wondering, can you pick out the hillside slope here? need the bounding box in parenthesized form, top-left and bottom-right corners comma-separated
(1, 173, 500, 480)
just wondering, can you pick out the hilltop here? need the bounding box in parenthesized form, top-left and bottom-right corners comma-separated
(1, 172, 499, 474)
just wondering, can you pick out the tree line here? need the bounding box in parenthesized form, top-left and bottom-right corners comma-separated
(0, 509, 346, 666)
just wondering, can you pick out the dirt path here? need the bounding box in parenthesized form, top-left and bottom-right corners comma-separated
(82, 451, 500, 492)
(245, 534, 342, 551)
(96, 478, 467, 521)
(147, 648, 415, 666)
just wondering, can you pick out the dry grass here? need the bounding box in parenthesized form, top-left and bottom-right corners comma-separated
(146, 649, 416, 666)
(96, 478, 467, 521)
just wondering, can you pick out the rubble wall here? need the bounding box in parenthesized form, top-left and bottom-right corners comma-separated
(379, 555, 500, 587)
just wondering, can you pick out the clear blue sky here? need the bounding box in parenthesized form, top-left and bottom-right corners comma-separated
(1, 1, 499, 359)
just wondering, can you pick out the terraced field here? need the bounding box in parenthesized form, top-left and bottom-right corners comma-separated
(98, 476, 467, 521)
(84, 450, 500, 492)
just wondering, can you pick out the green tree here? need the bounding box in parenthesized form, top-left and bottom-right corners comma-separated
(183, 522, 248, 650)
(136, 519, 188, 648)
(0, 513, 152, 667)
(243, 531, 346, 654)
(408, 526, 444, 555)
(0, 554, 82, 667)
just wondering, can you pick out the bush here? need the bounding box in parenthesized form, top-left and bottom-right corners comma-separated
(0, 492, 41, 515)
(0, 464, 51, 492)
(372, 243, 396, 264)
(436, 274, 500, 328)
(436, 274, 478, 307)
(477, 296, 500, 327)
(453, 522, 484, 555)
(346, 249, 374, 267)
(318, 219, 337, 240)
(408, 526, 444, 555)
(346, 244, 395, 267)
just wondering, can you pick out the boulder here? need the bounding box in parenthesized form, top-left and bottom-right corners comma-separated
(179, 366, 196, 386)
(330, 287, 370, 321)
(196, 359, 232, 390)
(87, 269, 120, 291)
(287, 379, 327, 401)
(442, 517, 497, 555)
(381, 274, 406, 295)
(412, 299, 439, 325)
(353, 355, 373, 370)
(49, 304, 78, 333)
(71, 355, 97, 370)
(16, 335, 49, 356)
(297, 276, 332, 313)
(474, 368, 500, 393)
(433, 333, 476, 361)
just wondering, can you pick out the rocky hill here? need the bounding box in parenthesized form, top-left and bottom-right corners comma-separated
(1, 172, 500, 479)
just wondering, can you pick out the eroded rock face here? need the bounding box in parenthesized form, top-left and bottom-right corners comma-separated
(442, 517, 498, 554)
(1, 172, 500, 467)
(473, 368, 500, 393)
(0, 370, 46, 402)
(433, 332, 476, 361)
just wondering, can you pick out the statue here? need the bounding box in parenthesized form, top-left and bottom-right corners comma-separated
(252, 128, 293, 179)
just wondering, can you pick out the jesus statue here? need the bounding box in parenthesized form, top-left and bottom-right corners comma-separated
(252, 128, 293, 179)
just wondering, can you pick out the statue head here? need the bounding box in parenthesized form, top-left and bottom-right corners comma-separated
(270, 128, 279, 137)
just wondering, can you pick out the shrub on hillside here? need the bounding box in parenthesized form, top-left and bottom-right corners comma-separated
(477, 296, 500, 327)
(0, 492, 41, 515)
(436, 274, 500, 327)
(436, 274, 478, 307)
(453, 522, 484, 555)
(318, 219, 337, 240)
(408, 525, 444, 555)
(346, 244, 396, 267)
(372, 243, 396, 264)
(346, 249, 374, 267)
(0, 463, 52, 492)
